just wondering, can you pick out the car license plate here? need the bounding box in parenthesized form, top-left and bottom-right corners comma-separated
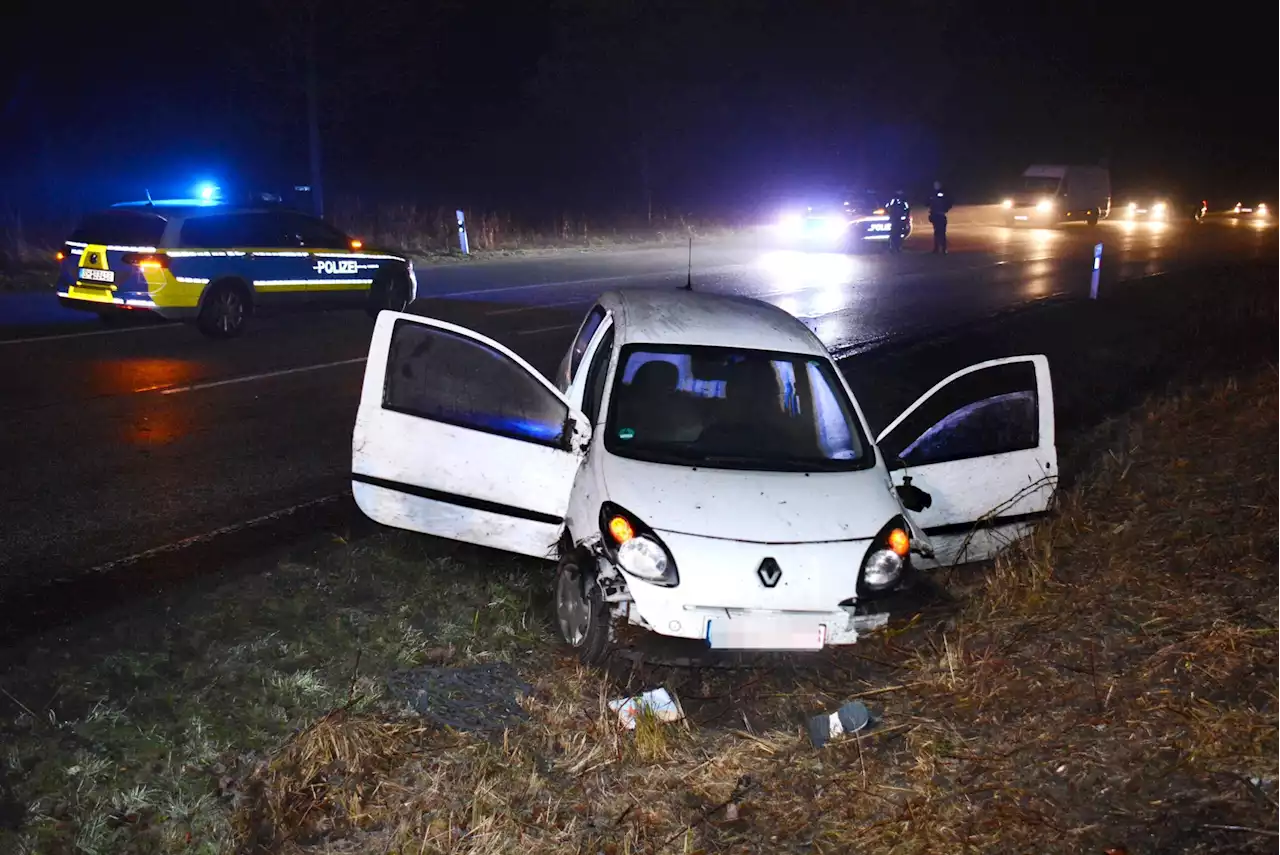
(707, 618, 826, 651)
(79, 268, 115, 283)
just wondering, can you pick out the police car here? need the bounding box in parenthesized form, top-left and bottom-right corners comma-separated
(55, 198, 416, 337)
(775, 191, 912, 250)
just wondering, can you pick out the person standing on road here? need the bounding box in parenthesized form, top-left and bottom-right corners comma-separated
(928, 180, 953, 254)
(887, 190, 910, 253)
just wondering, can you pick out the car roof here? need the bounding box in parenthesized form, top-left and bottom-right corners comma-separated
(103, 202, 303, 221)
(598, 289, 827, 356)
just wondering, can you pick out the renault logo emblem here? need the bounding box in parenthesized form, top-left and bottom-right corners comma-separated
(757, 557, 782, 588)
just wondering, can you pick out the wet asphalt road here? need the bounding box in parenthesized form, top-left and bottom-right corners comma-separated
(0, 218, 1274, 606)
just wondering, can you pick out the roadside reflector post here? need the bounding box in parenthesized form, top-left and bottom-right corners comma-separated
(1090, 242, 1102, 299)
(456, 209, 470, 255)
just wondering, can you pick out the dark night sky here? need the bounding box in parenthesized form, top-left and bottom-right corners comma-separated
(1, 0, 1274, 226)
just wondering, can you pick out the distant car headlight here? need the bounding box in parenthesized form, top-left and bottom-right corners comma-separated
(1035, 198, 1054, 213)
(1258, 203, 1269, 215)
(778, 212, 804, 236)
(819, 216, 848, 238)
(1001, 198, 1014, 209)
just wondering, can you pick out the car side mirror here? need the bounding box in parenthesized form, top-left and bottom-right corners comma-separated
(896, 475, 932, 512)
(567, 411, 593, 453)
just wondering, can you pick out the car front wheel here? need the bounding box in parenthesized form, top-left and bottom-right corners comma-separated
(198, 281, 250, 338)
(367, 269, 413, 318)
(554, 549, 613, 665)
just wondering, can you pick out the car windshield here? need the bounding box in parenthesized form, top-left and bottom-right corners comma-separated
(604, 344, 872, 472)
(1021, 176, 1061, 194)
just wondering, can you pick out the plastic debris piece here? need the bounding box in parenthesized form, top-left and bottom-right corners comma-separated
(608, 687, 684, 730)
(807, 700, 872, 748)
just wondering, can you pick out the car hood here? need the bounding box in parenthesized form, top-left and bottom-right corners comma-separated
(600, 453, 902, 544)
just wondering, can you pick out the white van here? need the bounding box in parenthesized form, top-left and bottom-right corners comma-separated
(1002, 165, 1111, 226)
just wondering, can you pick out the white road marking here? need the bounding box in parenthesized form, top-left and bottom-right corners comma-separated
(160, 357, 366, 395)
(485, 296, 591, 315)
(81, 493, 346, 577)
(0, 323, 178, 346)
(515, 323, 579, 336)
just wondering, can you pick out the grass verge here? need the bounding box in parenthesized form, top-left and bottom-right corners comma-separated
(0, 371, 1275, 854)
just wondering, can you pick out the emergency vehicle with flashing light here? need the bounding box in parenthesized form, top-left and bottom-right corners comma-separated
(55, 198, 416, 338)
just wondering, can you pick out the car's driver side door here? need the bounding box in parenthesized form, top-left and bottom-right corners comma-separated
(352, 312, 591, 559)
(876, 355, 1057, 569)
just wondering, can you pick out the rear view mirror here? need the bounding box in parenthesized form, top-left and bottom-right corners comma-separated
(896, 475, 932, 512)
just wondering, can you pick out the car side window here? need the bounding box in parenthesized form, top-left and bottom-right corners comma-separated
(568, 306, 607, 380)
(278, 213, 349, 249)
(581, 328, 615, 425)
(382, 319, 570, 448)
(180, 213, 287, 248)
(879, 361, 1039, 469)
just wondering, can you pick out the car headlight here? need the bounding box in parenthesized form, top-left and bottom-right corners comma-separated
(858, 516, 911, 596)
(862, 549, 903, 590)
(600, 502, 679, 586)
(778, 212, 804, 236)
(618, 536, 669, 581)
(1036, 198, 1054, 213)
(1001, 198, 1014, 209)
(820, 216, 848, 238)
(1258, 203, 1269, 215)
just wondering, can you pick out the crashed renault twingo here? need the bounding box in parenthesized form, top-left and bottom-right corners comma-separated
(352, 289, 1058, 662)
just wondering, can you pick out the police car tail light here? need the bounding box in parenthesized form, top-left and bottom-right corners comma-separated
(121, 252, 170, 270)
(599, 502, 679, 587)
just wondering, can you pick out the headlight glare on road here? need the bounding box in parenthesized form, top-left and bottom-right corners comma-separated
(1036, 198, 1054, 213)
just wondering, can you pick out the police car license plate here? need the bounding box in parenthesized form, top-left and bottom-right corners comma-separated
(79, 268, 115, 283)
(707, 618, 826, 651)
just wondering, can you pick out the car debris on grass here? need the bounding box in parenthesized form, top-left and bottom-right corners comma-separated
(0, 371, 1274, 854)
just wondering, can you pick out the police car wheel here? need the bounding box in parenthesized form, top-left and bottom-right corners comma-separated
(198, 282, 250, 338)
(368, 271, 412, 317)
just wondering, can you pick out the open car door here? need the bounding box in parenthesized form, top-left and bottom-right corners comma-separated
(876, 355, 1057, 569)
(352, 312, 591, 559)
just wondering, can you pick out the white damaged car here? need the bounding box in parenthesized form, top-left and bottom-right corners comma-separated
(352, 290, 1058, 662)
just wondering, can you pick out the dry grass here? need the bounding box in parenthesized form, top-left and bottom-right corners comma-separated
(1, 371, 1275, 854)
